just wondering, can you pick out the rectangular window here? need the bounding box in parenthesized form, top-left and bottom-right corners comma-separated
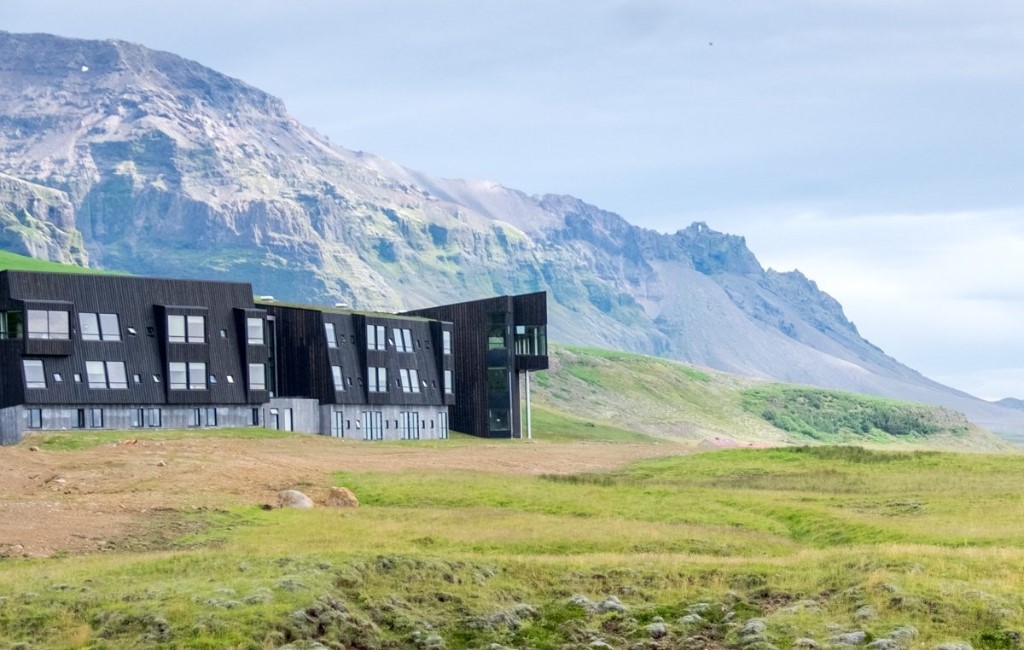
(168, 314, 205, 343)
(399, 369, 421, 393)
(86, 361, 107, 389)
(74, 409, 85, 429)
(325, 322, 338, 348)
(1, 311, 24, 340)
(249, 363, 267, 391)
(367, 366, 387, 393)
(438, 411, 449, 439)
(79, 312, 100, 340)
(251, 407, 260, 426)
(89, 408, 103, 428)
(146, 408, 162, 428)
(205, 407, 218, 426)
(247, 317, 265, 345)
(489, 409, 510, 432)
(331, 410, 344, 438)
(169, 362, 187, 390)
(394, 328, 413, 353)
(331, 365, 344, 391)
(28, 408, 42, 429)
(99, 313, 121, 341)
(366, 324, 386, 351)
(400, 411, 420, 440)
(362, 411, 383, 440)
(23, 359, 46, 389)
(443, 330, 452, 355)
(487, 312, 507, 350)
(189, 408, 201, 427)
(515, 325, 547, 356)
(132, 409, 144, 428)
(85, 361, 129, 389)
(106, 361, 128, 389)
(188, 362, 206, 390)
(27, 310, 69, 340)
(444, 370, 453, 394)
(187, 315, 205, 342)
(82, 313, 121, 341)
(167, 314, 186, 343)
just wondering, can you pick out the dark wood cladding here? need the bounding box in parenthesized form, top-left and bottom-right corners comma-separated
(265, 304, 451, 409)
(405, 291, 549, 438)
(0, 271, 259, 408)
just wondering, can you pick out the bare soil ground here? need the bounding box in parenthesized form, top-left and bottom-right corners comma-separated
(0, 436, 686, 558)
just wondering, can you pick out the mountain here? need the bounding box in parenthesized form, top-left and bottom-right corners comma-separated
(996, 398, 1024, 411)
(2, 31, 1022, 442)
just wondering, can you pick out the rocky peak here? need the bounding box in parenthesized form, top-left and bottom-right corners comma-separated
(671, 221, 764, 277)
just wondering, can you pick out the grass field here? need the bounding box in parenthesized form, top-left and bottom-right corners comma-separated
(1, 440, 1022, 649)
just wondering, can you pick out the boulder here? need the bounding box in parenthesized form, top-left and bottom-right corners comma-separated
(326, 486, 359, 508)
(278, 489, 314, 509)
(829, 631, 867, 647)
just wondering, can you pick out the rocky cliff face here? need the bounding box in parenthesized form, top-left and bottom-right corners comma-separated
(1, 31, 1022, 440)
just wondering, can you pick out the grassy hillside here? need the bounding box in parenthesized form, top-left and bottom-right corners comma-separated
(0, 249, 104, 273)
(535, 346, 1011, 451)
(1, 440, 1022, 648)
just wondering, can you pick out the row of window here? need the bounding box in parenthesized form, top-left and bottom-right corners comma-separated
(324, 322, 453, 355)
(22, 359, 270, 392)
(22, 359, 450, 394)
(26, 406, 262, 430)
(354, 410, 449, 440)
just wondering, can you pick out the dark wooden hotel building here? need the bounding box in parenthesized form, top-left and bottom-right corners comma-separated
(0, 269, 547, 445)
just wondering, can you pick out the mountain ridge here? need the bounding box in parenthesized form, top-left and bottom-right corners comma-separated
(1, 30, 1022, 441)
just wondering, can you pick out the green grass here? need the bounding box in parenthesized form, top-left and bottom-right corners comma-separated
(742, 386, 972, 441)
(536, 345, 1010, 451)
(3, 445, 1024, 648)
(528, 404, 657, 443)
(26, 426, 300, 451)
(0, 249, 105, 274)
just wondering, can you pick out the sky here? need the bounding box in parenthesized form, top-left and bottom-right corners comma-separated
(3, 1, 1023, 399)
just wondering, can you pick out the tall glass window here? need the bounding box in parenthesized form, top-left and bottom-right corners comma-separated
(442, 330, 452, 354)
(514, 325, 547, 356)
(324, 322, 338, 348)
(331, 365, 344, 391)
(366, 324, 386, 351)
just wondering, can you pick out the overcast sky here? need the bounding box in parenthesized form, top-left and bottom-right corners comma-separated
(3, 1, 1023, 399)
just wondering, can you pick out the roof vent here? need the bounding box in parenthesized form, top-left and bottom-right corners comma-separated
(259, 295, 276, 302)
(333, 302, 350, 308)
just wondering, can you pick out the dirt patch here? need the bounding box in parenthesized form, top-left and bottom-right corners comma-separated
(0, 436, 686, 557)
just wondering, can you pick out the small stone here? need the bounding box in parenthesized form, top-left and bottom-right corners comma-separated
(855, 605, 878, 620)
(596, 595, 627, 613)
(28, 446, 39, 452)
(889, 627, 918, 644)
(741, 619, 768, 635)
(867, 640, 897, 650)
(829, 631, 867, 647)
(156, 460, 167, 467)
(326, 486, 359, 508)
(589, 641, 613, 649)
(934, 644, 972, 650)
(648, 622, 668, 639)
(570, 594, 593, 609)
(679, 613, 703, 625)
(746, 643, 779, 650)
(277, 489, 314, 509)
(686, 602, 711, 614)
(793, 639, 820, 650)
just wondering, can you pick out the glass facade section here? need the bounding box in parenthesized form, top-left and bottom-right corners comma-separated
(514, 325, 547, 356)
(27, 310, 69, 340)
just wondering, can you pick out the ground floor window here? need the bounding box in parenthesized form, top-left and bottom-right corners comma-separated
(331, 410, 344, 438)
(206, 407, 218, 427)
(489, 409, 510, 433)
(400, 411, 420, 440)
(251, 407, 260, 426)
(89, 408, 103, 428)
(146, 408, 162, 428)
(189, 408, 201, 427)
(74, 408, 85, 429)
(362, 411, 383, 440)
(438, 412, 449, 439)
(28, 408, 42, 429)
(132, 408, 144, 428)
